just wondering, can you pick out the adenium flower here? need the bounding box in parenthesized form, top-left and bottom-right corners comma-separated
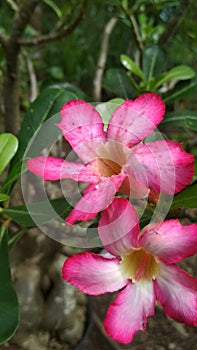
(63, 198, 197, 344)
(28, 93, 194, 225)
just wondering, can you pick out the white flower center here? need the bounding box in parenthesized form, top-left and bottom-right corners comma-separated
(120, 248, 160, 282)
(91, 141, 129, 178)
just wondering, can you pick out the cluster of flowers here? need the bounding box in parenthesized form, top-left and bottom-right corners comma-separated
(28, 93, 197, 344)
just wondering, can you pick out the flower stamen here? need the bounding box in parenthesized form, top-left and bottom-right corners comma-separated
(121, 249, 160, 282)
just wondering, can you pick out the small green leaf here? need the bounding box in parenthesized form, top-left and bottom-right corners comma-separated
(171, 183, 197, 209)
(155, 65, 195, 89)
(0, 193, 10, 202)
(0, 134, 18, 175)
(0, 226, 19, 344)
(3, 197, 72, 227)
(96, 98, 124, 131)
(120, 54, 145, 81)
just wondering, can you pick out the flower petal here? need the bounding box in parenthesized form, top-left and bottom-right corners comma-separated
(104, 280, 155, 344)
(65, 173, 126, 225)
(139, 220, 197, 263)
(155, 263, 197, 326)
(62, 252, 127, 295)
(123, 159, 149, 199)
(57, 100, 106, 163)
(107, 92, 165, 147)
(28, 156, 99, 182)
(98, 198, 140, 256)
(130, 140, 194, 194)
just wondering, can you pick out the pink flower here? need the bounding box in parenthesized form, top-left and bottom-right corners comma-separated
(62, 198, 197, 344)
(28, 93, 194, 225)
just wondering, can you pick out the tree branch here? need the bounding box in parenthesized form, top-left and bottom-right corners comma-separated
(93, 17, 118, 101)
(0, 31, 8, 49)
(129, 14, 144, 51)
(18, 4, 84, 46)
(3, 0, 39, 133)
(10, 0, 39, 44)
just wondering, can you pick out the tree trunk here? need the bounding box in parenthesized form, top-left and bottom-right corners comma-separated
(3, 43, 20, 134)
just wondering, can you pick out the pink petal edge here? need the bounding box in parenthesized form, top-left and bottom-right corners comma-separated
(57, 100, 106, 163)
(155, 263, 197, 326)
(107, 92, 165, 148)
(140, 219, 197, 264)
(104, 281, 155, 344)
(62, 252, 127, 295)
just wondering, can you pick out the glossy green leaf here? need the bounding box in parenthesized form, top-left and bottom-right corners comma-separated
(154, 65, 195, 89)
(3, 197, 72, 227)
(0, 226, 19, 344)
(160, 109, 197, 130)
(2, 88, 76, 194)
(120, 54, 145, 81)
(96, 98, 124, 131)
(171, 183, 197, 209)
(142, 45, 165, 82)
(0, 193, 10, 202)
(0, 134, 18, 175)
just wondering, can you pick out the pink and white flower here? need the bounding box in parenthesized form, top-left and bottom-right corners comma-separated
(63, 198, 197, 344)
(28, 93, 194, 225)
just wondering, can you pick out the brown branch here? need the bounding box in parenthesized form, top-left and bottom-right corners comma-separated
(3, 0, 39, 133)
(93, 17, 118, 101)
(18, 4, 84, 46)
(10, 0, 39, 43)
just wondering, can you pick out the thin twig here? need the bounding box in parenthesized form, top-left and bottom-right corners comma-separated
(23, 51, 38, 102)
(129, 14, 144, 51)
(6, 0, 19, 12)
(93, 17, 118, 101)
(18, 4, 84, 46)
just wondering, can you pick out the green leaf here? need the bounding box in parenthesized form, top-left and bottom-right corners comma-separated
(2, 88, 76, 194)
(0, 226, 19, 344)
(163, 75, 197, 103)
(154, 65, 195, 89)
(160, 110, 197, 130)
(96, 98, 124, 131)
(0, 134, 18, 175)
(103, 68, 134, 98)
(120, 54, 145, 81)
(3, 197, 72, 227)
(0, 193, 10, 202)
(142, 45, 165, 82)
(171, 183, 197, 209)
